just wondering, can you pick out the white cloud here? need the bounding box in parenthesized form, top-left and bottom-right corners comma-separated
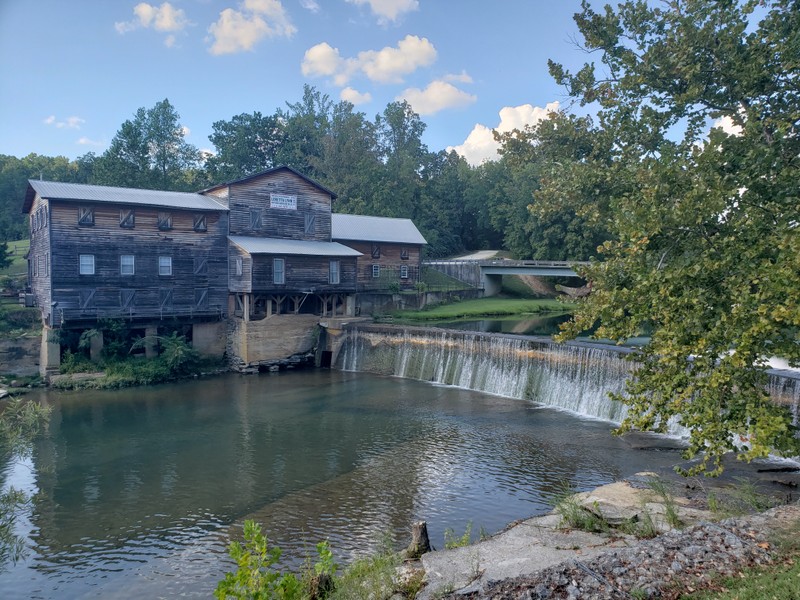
(302, 35, 435, 86)
(713, 114, 743, 137)
(77, 137, 104, 147)
(444, 70, 473, 84)
(208, 0, 296, 55)
(181, 125, 191, 136)
(358, 35, 436, 83)
(340, 87, 372, 105)
(346, 0, 418, 24)
(115, 2, 189, 46)
(299, 0, 320, 12)
(449, 101, 560, 166)
(43, 115, 85, 129)
(302, 42, 345, 77)
(398, 80, 476, 115)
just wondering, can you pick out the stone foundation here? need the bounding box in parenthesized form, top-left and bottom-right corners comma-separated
(227, 314, 320, 372)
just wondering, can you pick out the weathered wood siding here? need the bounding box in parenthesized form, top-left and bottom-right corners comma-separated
(250, 255, 357, 294)
(27, 196, 52, 321)
(227, 170, 333, 241)
(337, 241, 423, 286)
(48, 200, 228, 326)
(228, 244, 252, 293)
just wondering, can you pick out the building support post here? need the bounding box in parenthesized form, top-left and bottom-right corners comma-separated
(145, 326, 158, 358)
(89, 330, 104, 362)
(39, 326, 61, 378)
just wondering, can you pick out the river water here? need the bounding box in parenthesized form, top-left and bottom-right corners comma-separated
(1, 370, 686, 598)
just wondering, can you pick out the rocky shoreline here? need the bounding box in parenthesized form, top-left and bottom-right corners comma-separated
(412, 471, 800, 599)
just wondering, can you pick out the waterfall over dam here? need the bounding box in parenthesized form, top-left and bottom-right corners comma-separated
(336, 325, 800, 438)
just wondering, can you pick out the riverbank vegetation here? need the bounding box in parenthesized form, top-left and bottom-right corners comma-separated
(52, 321, 224, 390)
(0, 241, 39, 339)
(391, 298, 572, 322)
(0, 394, 50, 570)
(215, 520, 423, 600)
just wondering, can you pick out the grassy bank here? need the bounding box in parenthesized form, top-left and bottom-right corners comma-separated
(392, 297, 574, 321)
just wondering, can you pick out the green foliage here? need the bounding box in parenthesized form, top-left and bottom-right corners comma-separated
(545, 0, 800, 475)
(93, 99, 201, 191)
(646, 478, 683, 530)
(444, 522, 472, 550)
(0, 242, 11, 271)
(207, 111, 285, 182)
(396, 298, 572, 321)
(619, 510, 659, 540)
(59, 349, 94, 374)
(215, 520, 303, 600)
(553, 485, 609, 534)
(330, 547, 398, 600)
(0, 303, 40, 337)
(131, 332, 201, 375)
(0, 395, 50, 570)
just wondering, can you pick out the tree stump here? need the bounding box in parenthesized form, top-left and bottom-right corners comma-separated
(406, 521, 431, 559)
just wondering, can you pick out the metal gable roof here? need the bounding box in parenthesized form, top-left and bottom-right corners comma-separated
(228, 235, 363, 257)
(331, 213, 427, 245)
(24, 180, 227, 213)
(200, 165, 338, 199)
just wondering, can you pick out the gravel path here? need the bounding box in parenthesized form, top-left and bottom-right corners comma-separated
(448, 504, 800, 599)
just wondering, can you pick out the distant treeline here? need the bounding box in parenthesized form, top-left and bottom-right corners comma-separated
(0, 86, 608, 260)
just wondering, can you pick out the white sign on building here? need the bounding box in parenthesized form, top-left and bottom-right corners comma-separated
(270, 193, 297, 210)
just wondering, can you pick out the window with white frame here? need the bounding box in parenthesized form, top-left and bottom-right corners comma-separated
(372, 264, 380, 278)
(273, 258, 285, 284)
(235, 257, 243, 276)
(120, 254, 135, 276)
(79, 254, 95, 275)
(158, 256, 172, 276)
(400, 265, 409, 279)
(329, 260, 340, 284)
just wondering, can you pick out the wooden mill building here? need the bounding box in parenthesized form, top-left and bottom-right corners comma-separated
(22, 166, 426, 373)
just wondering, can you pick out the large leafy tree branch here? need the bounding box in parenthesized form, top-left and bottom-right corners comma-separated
(546, 0, 800, 474)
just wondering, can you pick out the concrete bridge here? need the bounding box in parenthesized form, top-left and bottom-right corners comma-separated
(424, 259, 589, 296)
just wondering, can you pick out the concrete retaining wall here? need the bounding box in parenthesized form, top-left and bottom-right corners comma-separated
(227, 314, 320, 371)
(0, 335, 41, 376)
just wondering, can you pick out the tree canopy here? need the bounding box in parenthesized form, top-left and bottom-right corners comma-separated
(544, 0, 800, 474)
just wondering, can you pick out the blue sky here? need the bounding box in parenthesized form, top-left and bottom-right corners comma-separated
(0, 1, 590, 167)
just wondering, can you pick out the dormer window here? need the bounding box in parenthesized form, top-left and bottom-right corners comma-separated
(120, 209, 135, 228)
(78, 206, 94, 227)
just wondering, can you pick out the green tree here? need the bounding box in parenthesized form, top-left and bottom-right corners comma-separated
(275, 85, 333, 178)
(94, 99, 199, 191)
(546, 0, 800, 474)
(373, 101, 428, 220)
(206, 112, 285, 182)
(0, 242, 11, 270)
(312, 100, 382, 215)
(494, 112, 613, 261)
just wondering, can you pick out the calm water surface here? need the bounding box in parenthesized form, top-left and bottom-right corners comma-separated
(1, 370, 682, 598)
